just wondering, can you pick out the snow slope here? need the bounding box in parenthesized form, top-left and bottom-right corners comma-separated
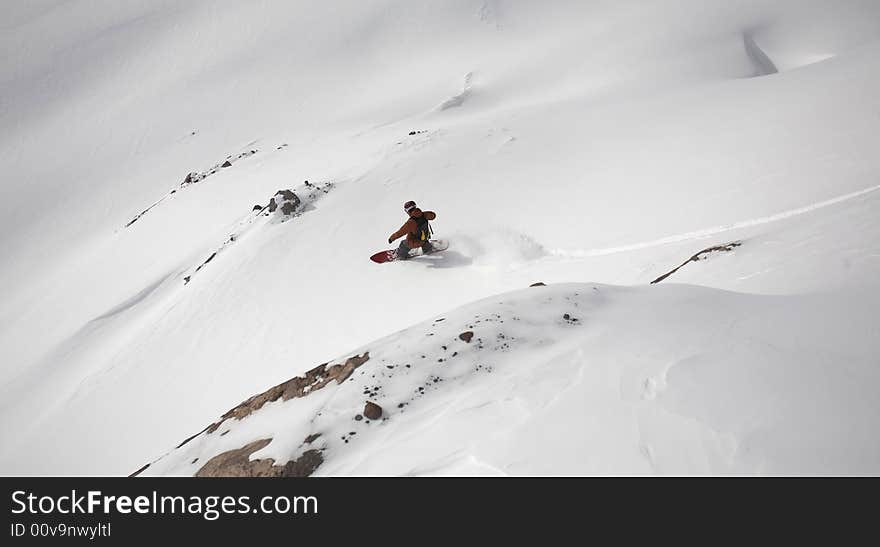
(1, 0, 879, 475)
(143, 283, 880, 476)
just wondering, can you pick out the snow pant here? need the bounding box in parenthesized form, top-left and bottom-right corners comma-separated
(397, 240, 433, 259)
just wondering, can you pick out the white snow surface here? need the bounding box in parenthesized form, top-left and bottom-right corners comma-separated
(1, 0, 879, 475)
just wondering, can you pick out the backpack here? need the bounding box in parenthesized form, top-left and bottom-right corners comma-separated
(410, 214, 433, 242)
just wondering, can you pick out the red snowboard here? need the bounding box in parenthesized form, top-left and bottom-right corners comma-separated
(370, 239, 449, 263)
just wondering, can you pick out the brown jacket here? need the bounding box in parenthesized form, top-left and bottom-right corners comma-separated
(390, 210, 436, 248)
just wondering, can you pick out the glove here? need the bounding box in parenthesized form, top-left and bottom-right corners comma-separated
(388, 237, 394, 244)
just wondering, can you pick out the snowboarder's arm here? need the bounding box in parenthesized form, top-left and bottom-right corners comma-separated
(389, 220, 414, 242)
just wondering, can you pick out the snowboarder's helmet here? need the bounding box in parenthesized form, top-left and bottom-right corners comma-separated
(404, 201, 417, 213)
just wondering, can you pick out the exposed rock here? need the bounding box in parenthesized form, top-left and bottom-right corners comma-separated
(276, 189, 298, 201)
(126, 150, 262, 229)
(195, 440, 324, 478)
(253, 204, 263, 211)
(129, 463, 150, 477)
(530, 282, 546, 287)
(459, 331, 474, 343)
(136, 340, 367, 479)
(205, 352, 370, 434)
(195, 439, 279, 477)
(268, 189, 301, 216)
(364, 402, 383, 420)
(175, 424, 211, 448)
(282, 450, 324, 477)
(651, 241, 743, 284)
(191, 252, 217, 276)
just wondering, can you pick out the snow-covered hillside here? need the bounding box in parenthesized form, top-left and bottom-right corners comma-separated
(2, 0, 879, 475)
(141, 283, 880, 476)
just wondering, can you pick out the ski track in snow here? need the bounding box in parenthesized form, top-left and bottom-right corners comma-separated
(549, 182, 880, 258)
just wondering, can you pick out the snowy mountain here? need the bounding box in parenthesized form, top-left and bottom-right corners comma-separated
(138, 282, 880, 476)
(2, 0, 879, 476)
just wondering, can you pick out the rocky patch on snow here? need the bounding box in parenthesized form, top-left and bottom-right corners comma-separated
(125, 147, 260, 228)
(204, 352, 370, 435)
(182, 181, 336, 285)
(179, 148, 258, 190)
(133, 353, 369, 477)
(264, 180, 336, 221)
(266, 189, 301, 216)
(194, 439, 323, 478)
(650, 241, 742, 284)
(135, 280, 880, 476)
(139, 286, 591, 477)
(363, 401, 383, 420)
(131, 439, 323, 478)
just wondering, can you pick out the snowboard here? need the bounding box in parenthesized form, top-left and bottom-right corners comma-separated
(370, 239, 449, 263)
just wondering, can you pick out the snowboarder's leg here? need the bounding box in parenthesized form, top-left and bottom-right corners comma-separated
(421, 240, 434, 254)
(396, 241, 412, 259)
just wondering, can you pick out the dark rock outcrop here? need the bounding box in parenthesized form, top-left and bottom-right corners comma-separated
(129, 463, 150, 477)
(166, 352, 368, 477)
(196, 439, 277, 477)
(126, 149, 260, 228)
(283, 450, 324, 477)
(195, 439, 325, 477)
(205, 353, 370, 434)
(267, 189, 301, 216)
(459, 331, 474, 343)
(364, 402, 383, 420)
(651, 242, 743, 284)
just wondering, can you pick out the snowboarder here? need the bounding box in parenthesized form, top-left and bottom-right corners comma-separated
(388, 201, 437, 259)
